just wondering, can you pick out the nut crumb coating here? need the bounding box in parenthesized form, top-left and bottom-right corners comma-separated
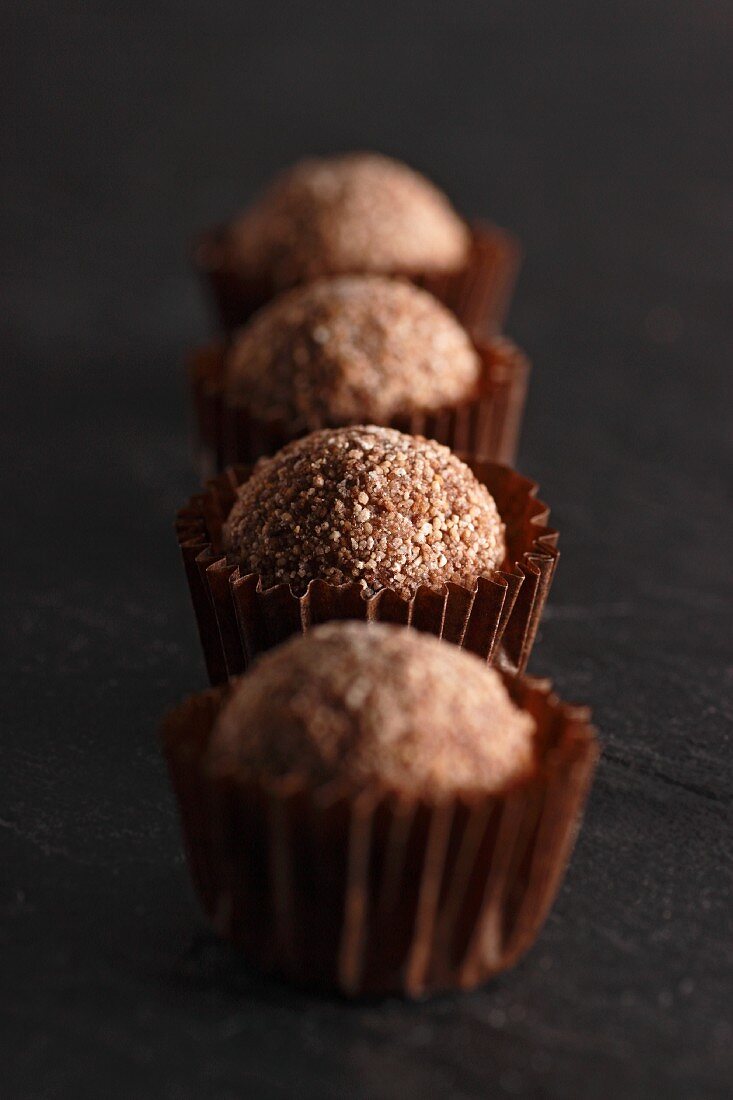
(227, 152, 470, 287)
(208, 622, 536, 797)
(223, 425, 505, 599)
(225, 275, 481, 430)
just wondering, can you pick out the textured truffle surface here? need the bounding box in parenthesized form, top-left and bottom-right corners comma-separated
(207, 622, 536, 796)
(226, 152, 470, 287)
(223, 425, 505, 599)
(225, 276, 481, 430)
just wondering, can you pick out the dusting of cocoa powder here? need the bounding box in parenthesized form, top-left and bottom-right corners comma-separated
(208, 622, 536, 797)
(225, 275, 480, 430)
(223, 425, 505, 599)
(225, 152, 469, 287)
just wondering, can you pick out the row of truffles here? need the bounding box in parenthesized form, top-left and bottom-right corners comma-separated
(162, 153, 596, 998)
(225, 275, 481, 432)
(224, 425, 505, 599)
(220, 152, 470, 288)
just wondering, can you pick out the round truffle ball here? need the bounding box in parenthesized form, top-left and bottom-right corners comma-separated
(227, 152, 470, 288)
(223, 425, 506, 599)
(207, 622, 536, 797)
(225, 276, 481, 431)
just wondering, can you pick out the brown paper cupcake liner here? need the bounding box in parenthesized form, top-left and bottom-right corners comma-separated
(194, 220, 522, 338)
(175, 462, 558, 686)
(190, 335, 530, 479)
(160, 673, 598, 997)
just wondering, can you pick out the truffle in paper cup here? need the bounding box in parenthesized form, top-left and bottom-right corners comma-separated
(189, 333, 529, 478)
(160, 663, 597, 998)
(175, 444, 557, 685)
(192, 149, 519, 338)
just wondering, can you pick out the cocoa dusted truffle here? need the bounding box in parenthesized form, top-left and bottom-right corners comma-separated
(207, 622, 536, 796)
(225, 276, 481, 431)
(226, 152, 470, 288)
(223, 425, 506, 600)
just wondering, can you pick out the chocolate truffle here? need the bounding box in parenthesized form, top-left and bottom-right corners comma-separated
(223, 425, 506, 599)
(225, 276, 481, 431)
(207, 622, 536, 796)
(226, 152, 470, 288)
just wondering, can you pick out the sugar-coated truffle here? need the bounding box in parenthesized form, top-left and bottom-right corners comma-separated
(225, 276, 481, 431)
(223, 425, 505, 599)
(207, 622, 536, 796)
(226, 152, 470, 287)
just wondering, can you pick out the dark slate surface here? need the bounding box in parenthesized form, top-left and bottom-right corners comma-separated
(2, 2, 731, 1097)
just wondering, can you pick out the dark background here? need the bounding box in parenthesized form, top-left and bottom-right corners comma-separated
(2, 2, 731, 1097)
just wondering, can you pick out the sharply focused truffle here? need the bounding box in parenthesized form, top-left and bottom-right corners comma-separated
(207, 622, 536, 796)
(224, 276, 481, 431)
(223, 425, 506, 599)
(225, 152, 470, 288)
